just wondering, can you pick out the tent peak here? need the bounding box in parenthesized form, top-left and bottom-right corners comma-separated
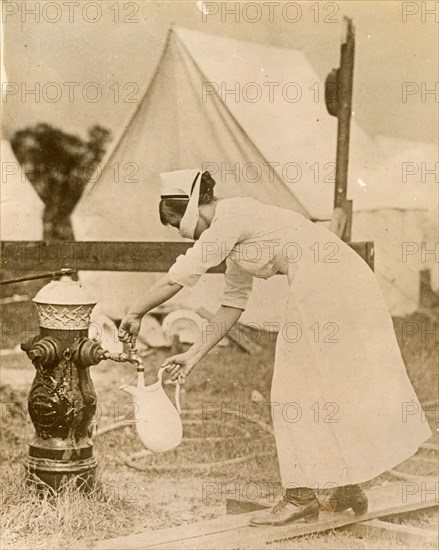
(172, 25, 308, 57)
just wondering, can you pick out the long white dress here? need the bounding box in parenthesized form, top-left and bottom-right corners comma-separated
(168, 197, 432, 487)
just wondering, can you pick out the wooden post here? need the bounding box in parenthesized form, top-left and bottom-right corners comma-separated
(326, 17, 355, 242)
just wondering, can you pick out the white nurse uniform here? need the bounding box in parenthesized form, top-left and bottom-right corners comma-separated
(168, 197, 432, 487)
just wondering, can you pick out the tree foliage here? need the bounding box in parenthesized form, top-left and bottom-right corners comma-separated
(11, 123, 111, 240)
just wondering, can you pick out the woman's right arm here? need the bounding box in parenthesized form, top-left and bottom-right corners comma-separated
(118, 274, 182, 343)
(120, 206, 244, 344)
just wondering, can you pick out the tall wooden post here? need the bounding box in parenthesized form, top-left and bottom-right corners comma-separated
(326, 17, 355, 242)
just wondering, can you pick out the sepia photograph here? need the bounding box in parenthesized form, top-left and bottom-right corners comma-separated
(0, 1, 438, 549)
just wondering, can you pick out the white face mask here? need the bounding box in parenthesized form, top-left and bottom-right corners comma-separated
(178, 172, 201, 240)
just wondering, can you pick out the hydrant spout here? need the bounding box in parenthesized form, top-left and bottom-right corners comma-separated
(101, 348, 144, 387)
(128, 349, 144, 370)
(101, 348, 144, 370)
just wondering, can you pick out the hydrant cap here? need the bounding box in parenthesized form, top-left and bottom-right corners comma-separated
(33, 276, 97, 306)
(33, 275, 97, 330)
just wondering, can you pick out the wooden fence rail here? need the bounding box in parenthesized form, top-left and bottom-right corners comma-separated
(1, 241, 374, 273)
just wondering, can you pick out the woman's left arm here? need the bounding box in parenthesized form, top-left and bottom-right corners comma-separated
(162, 305, 242, 383)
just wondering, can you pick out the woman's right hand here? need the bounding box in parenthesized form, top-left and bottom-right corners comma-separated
(118, 313, 142, 344)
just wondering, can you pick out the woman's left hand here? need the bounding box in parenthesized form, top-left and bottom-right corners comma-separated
(161, 352, 197, 385)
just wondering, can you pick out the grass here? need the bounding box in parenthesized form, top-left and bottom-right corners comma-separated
(0, 311, 437, 549)
(1, 469, 149, 550)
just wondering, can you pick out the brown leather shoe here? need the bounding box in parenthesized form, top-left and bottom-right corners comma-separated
(320, 484, 368, 516)
(249, 489, 319, 527)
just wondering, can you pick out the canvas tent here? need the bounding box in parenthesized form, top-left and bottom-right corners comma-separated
(352, 136, 438, 316)
(1, 46, 45, 241)
(0, 139, 45, 241)
(72, 27, 437, 323)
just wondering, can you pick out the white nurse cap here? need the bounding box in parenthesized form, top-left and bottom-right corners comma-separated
(160, 169, 200, 199)
(159, 169, 202, 239)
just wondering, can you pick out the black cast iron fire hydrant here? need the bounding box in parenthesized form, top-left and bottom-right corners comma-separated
(21, 269, 137, 491)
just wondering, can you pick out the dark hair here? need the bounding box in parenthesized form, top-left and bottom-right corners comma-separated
(159, 171, 216, 228)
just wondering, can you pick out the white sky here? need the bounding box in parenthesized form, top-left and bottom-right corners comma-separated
(2, 0, 438, 143)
